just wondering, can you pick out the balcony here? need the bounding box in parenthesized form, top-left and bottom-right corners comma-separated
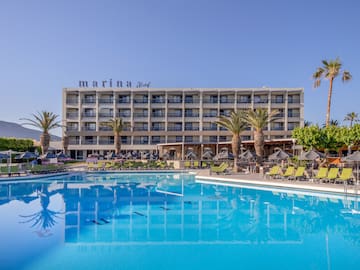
(203, 98, 218, 104)
(151, 127, 165, 131)
(99, 113, 114, 118)
(167, 127, 182, 131)
(99, 126, 112, 131)
(99, 140, 114, 145)
(288, 113, 300, 118)
(203, 126, 217, 131)
(117, 98, 130, 104)
(168, 98, 182, 104)
(184, 98, 200, 104)
(185, 127, 199, 131)
(68, 140, 80, 145)
(184, 113, 199, 117)
(82, 113, 96, 118)
(168, 112, 182, 117)
(203, 113, 218, 118)
(66, 126, 79, 131)
(133, 127, 148, 131)
(82, 127, 96, 132)
(271, 99, 284, 104)
(82, 99, 96, 104)
(82, 140, 97, 145)
(133, 98, 148, 104)
(254, 99, 269, 104)
(133, 139, 149, 145)
(271, 127, 284, 131)
(134, 112, 148, 118)
(219, 99, 235, 104)
(98, 98, 113, 104)
(66, 98, 78, 105)
(66, 112, 78, 119)
(288, 98, 301, 104)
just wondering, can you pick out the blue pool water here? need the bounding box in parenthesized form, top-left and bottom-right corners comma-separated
(0, 172, 360, 270)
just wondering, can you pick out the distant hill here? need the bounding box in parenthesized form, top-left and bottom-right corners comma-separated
(0, 120, 61, 141)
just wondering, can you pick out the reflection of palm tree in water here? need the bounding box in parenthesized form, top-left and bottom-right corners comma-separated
(19, 184, 63, 237)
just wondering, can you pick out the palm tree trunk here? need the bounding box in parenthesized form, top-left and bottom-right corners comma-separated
(232, 134, 241, 172)
(40, 132, 50, 155)
(62, 135, 69, 154)
(254, 129, 264, 164)
(325, 78, 334, 127)
(114, 132, 121, 155)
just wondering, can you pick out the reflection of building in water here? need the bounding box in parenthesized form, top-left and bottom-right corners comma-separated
(0, 179, 358, 245)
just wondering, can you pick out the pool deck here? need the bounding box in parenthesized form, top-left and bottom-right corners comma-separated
(193, 169, 360, 196)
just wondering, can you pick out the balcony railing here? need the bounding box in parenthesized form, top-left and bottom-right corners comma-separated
(184, 113, 199, 117)
(133, 127, 148, 131)
(271, 127, 284, 131)
(117, 99, 130, 104)
(203, 127, 217, 131)
(99, 126, 112, 131)
(203, 99, 218, 104)
(82, 113, 96, 118)
(99, 140, 114, 145)
(288, 99, 301, 104)
(66, 113, 78, 119)
(203, 113, 218, 117)
(167, 127, 182, 131)
(133, 140, 149, 144)
(184, 98, 200, 103)
(168, 98, 182, 103)
(288, 113, 300, 117)
(82, 99, 96, 104)
(66, 98, 78, 104)
(99, 113, 113, 118)
(134, 99, 148, 104)
(98, 98, 113, 104)
(254, 99, 269, 104)
(168, 112, 182, 117)
(185, 127, 200, 131)
(68, 140, 80, 145)
(271, 99, 284, 104)
(66, 127, 78, 131)
(134, 113, 148, 117)
(82, 127, 96, 131)
(219, 99, 235, 104)
(82, 140, 97, 145)
(151, 127, 165, 131)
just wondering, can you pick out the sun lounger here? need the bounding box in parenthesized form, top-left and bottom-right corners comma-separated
(288, 166, 306, 181)
(184, 160, 191, 169)
(325, 167, 339, 183)
(210, 162, 229, 174)
(266, 165, 281, 179)
(313, 167, 328, 183)
(281, 166, 295, 180)
(193, 160, 199, 168)
(335, 168, 353, 184)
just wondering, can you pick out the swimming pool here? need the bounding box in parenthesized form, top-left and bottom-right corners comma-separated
(0, 172, 359, 270)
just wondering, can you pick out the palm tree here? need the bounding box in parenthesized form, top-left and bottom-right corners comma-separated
(216, 110, 248, 172)
(244, 108, 279, 164)
(101, 118, 125, 155)
(313, 58, 352, 127)
(344, 112, 358, 127)
(21, 111, 61, 154)
(322, 119, 339, 127)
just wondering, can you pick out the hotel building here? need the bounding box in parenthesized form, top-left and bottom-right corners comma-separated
(63, 87, 304, 160)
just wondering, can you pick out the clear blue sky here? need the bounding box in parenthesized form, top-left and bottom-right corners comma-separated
(1, 0, 359, 136)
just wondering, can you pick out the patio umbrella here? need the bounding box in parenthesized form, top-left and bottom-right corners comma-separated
(239, 150, 256, 161)
(41, 152, 56, 159)
(16, 151, 38, 160)
(0, 153, 9, 160)
(342, 151, 360, 183)
(268, 149, 291, 161)
(202, 151, 214, 160)
(125, 152, 133, 159)
(56, 152, 71, 161)
(298, 150, 325, 161)
(185, 151, 197, 160)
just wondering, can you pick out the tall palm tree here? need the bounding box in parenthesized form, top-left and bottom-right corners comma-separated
(344, 112, 358, 127)
(313, 58, 352, 127)
(21, 111, 61, 154)
(216, 110, 248, 172)
(101, 118, 125, 155)
(244, 108, 279, 164)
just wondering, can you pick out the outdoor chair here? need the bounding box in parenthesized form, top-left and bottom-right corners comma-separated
(193, 160, 199, 168)
(266, 165, 281, 179)
(312, 167, 328, 183)
(288, 166, 306, 181)
(281, 166, 295, 180)
(335, 168, 353, 184)
(210, 162, 229, 174)
(325, 167, 339, 183)
(184, 161, 191, 169)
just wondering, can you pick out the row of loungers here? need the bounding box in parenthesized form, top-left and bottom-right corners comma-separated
(87, 160, 173, 171)
(0, 164, 66, 176)
(266, 165, 355, 184)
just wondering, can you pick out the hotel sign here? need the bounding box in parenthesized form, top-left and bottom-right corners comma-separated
(78, 79, 151, 88)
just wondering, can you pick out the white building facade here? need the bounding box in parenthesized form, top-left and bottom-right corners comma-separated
(63, 87, 304, 160)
